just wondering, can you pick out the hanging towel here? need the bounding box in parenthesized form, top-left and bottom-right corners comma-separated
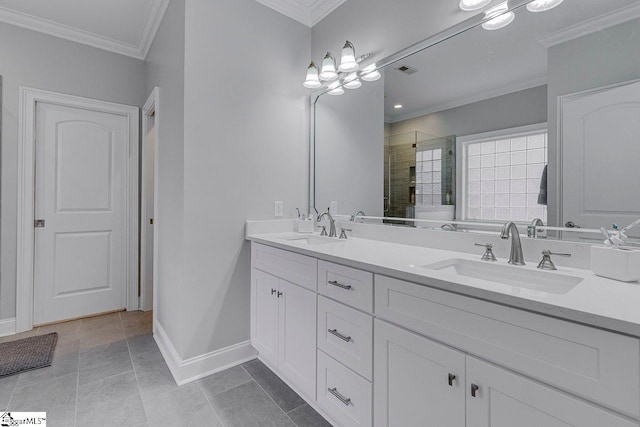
(538, 165, 548, 205)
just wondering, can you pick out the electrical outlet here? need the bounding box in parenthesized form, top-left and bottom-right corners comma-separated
(330, 201, 338, 215)
(274, 201, 284, 217)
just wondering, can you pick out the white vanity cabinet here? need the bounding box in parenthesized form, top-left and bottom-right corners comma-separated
(251, 244, 318, 400)
(250, 240, 640, 427)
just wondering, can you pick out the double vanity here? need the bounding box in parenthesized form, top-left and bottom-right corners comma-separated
(247, 222, 640, 427)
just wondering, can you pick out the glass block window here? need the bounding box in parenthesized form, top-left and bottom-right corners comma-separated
(415, 148, 442, 206)
(464, 130, 548, 222)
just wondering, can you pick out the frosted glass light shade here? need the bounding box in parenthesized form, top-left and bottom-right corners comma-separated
(303, 62, 321, 89)
(344, 73, 362, 90)
(338, 41, 359, 73)
(328, 81, 344, 96)
(459, 0, 491, 11)
(361, 64, 381, 82)
(482, 2, 515, 30)
(526, 0, 564, 12)
(320, 52, 338, 81)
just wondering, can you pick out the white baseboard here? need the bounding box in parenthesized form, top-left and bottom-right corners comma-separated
(154, 322, 257, 386)
(0, 318, 17, 337)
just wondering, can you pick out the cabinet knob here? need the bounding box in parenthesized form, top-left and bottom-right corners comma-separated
(448, 373, 456, 386)
(271, 289, 276, 296)
(277, 291, 283, 298)
(471, 384, 479, 398)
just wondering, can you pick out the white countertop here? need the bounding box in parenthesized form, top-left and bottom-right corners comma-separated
(247, 232, 640, 338)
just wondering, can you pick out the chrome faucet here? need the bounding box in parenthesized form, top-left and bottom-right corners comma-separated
(501, 222, 525, 265)
(351, 210, 366, 222)
(318, 212, 337, 237)
(527, 218, 544, 238)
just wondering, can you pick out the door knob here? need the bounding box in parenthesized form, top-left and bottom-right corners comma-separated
(471, 384, 479, 398)
(448, 373, 456, 386)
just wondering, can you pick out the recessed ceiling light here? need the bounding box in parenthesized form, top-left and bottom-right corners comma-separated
(482, 2, 515, 31)
(458, 0, 492, 11)
(526, 0, 564, 13)
(394, 104, 403, 109)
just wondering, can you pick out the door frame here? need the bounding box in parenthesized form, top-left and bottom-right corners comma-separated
(16, 86, 140, 332)
(141, 87, 159, 318)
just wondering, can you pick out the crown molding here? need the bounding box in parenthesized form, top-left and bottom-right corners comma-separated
(388, 76, 547, 124)
(0, 0, 170, 60)
(537, 2, 640, 48)
(253, 0, 346, 27)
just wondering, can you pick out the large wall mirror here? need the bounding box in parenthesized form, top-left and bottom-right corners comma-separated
(312, 0, 640, 241)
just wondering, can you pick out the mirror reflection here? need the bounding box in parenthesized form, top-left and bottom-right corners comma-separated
(314, 0, 640, 239)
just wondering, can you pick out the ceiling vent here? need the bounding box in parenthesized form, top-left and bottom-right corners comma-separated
(395, 65, 418, 75)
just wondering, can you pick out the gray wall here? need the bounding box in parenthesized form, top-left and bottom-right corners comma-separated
(547, 18, 640, 227)
(390, 85, 548, 137)
(312, 0, 481, 69)
(179, 0, 310, 359)
(0, 23, 147, 321)
(144, 0, 186, 349)
(315, 79, 385, 217)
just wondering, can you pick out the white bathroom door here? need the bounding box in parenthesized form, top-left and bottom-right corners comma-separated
(561, 80, 640, 232)
(33, 101, 129, 325)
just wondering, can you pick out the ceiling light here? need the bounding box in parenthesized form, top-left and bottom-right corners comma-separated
(327, 82, 344, 96)
(303, 62, 322, 89)
(458, 0, 492, 11)
(361, 64, 381, 82)
(394, 104, 403, 109)
(526, 0, 564, 12)
(338, 40, 359, 73)
(343, 73, 362, 89)
(482, 2, 515, 31)
(319, 52, 338, 81)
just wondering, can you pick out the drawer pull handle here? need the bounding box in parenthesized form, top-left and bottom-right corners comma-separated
(328, 387, 352, 406)
(471, 384, 479, 398)
(448, 373, 456, 386)
(328, 329, 352, 342)
(328, 280, 352, 290)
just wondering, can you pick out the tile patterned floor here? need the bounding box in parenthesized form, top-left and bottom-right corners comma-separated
(0, 311, 331, 427)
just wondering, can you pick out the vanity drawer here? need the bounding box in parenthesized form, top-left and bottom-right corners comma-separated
(318, 296, 373, 380)
(318, 260, 373, 312)
(375, 275, 640, 418)
(317, 350, 372, 427)
(252, 243, 317, 291)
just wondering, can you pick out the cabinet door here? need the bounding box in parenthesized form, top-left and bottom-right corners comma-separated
(251, 269, 280, 367)
(279, 279, 317, 399)
(466, 357, 638, 427)
(374, 319, 466, 427)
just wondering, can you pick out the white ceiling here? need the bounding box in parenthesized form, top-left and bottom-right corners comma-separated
(253, 0, 347, 27)
(384, 0, 640, 123)
(0, 0, 171, 59)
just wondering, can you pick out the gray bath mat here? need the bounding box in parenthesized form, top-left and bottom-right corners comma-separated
(0, 333, 58, 378)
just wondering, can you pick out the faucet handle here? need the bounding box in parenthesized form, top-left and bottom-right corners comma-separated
(318, 225, 327, 236)
(537, 250, 571, 270)
(475, 243, 497, 262)
(339, 228, 352, 239)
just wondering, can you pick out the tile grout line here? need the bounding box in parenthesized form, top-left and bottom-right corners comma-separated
(239, 364, 302, 427)
(195, 377, 229, 427)
(121, 312, 150, 426)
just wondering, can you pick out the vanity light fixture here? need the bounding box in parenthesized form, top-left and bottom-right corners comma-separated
(303, 61, 322, 89)
(338, 41, 359, 73)
(526, 0, 564, 12)
(361, 64, 382, 82)
(458, 0, 492, 11)
(482, 2, 515, 31)
(319, 52, 338, 81)
(343, 73, 362, 89)
(394, 104, 403, 109)
(327, 81, 345, 96)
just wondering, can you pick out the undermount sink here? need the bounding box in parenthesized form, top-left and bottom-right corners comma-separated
(283, 235, 345, 245)
(423, 259, 583, 295)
